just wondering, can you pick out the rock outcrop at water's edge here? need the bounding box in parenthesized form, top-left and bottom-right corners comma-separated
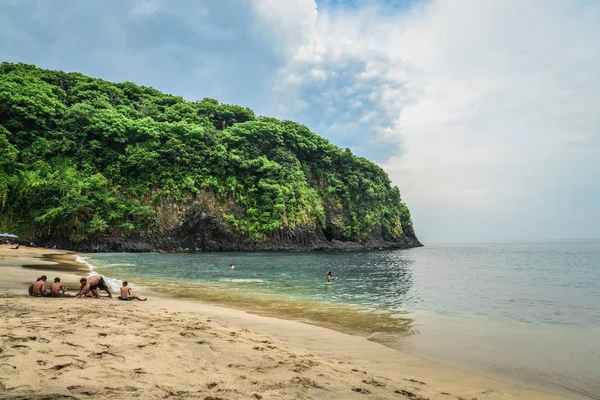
(34, 195, 423, 253)
(35, 228, 422, 253)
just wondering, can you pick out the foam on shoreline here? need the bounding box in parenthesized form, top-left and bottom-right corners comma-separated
(75, 255, 135, 293)
(219, 278, 266, 283)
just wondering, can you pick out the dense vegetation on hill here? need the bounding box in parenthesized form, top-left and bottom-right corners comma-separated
(0, 62, 418, 250)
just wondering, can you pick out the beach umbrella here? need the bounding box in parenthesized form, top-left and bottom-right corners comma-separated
(0, 233, 19, 238)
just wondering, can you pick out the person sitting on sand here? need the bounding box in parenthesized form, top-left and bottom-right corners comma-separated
(50, 277, 69, 297)
(10, 243, 20, 250)
(32, 275, 49, 296)
(28, 277, 42, 296)
(327, 271, 335, 282)
(76, 276, 113, 298)
(118, 281, 147, 301)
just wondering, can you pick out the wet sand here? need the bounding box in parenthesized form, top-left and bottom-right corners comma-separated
(0, 245, 85, 294)
(133, 279, 416, 338)
(0, 245, 568, 399)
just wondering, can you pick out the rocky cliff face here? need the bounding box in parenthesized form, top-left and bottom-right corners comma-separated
(35, 194, 422, 253)
(36, 223, 422, 253)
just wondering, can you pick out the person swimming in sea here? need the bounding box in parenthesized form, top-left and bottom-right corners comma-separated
(327, 271, 335, 283)
(230, 264, 235, 269)
(118, 281, 147, 301)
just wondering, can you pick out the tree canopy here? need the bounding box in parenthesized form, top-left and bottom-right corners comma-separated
(0, 62, 416, 245)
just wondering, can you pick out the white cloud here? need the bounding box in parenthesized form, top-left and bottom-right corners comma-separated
(2, 0, 598, 241)
(252, 0, 600, 241)
(251, 0, 317, 54)
(132, 0, 163, 16)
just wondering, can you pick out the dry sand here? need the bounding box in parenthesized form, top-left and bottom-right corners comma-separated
(0, 245, 568, 399)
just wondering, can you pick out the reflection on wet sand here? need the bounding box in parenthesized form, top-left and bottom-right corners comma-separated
(144, 279, 414, 338)
(22, 253, 90, 273)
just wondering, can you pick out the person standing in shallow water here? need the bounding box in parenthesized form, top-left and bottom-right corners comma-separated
(327, 271, 335, 282)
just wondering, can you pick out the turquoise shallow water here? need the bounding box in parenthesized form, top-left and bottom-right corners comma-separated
(83, 241, 600, 399)
(85, 241, 600, 327)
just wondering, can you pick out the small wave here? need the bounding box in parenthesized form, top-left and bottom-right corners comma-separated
(103, 263, 137, 267)
(104, 276, 125, 293)
(75, 256, 96, 272)
(220, 278, 265, 284)
(75, 256, 137, 293)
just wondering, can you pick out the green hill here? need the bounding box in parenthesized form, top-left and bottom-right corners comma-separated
(0, 62, 420, 252)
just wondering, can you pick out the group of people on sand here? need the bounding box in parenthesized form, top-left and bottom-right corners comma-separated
(29, 276, 68, 297)
(28, 275, 147, 301)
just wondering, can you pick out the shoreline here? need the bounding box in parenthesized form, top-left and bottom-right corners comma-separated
(0, 245, 569, 399)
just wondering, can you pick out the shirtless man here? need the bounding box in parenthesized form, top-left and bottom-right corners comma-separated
(50, 277, 69, 297)
(32, 275, 49, 296)
(118, 281, 147, 301)
(28, 277, 42, 296)
(76, 276, 112, 298)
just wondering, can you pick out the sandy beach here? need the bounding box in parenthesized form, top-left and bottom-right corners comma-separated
(0, 245, 568, 399)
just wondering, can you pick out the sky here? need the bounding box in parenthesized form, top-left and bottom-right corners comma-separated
(1, 0, 599, 242)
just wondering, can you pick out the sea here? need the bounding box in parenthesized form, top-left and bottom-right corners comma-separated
(79, 241, 600, 399)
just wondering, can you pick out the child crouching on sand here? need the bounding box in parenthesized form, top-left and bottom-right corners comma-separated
(118, 281, 147, 301)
